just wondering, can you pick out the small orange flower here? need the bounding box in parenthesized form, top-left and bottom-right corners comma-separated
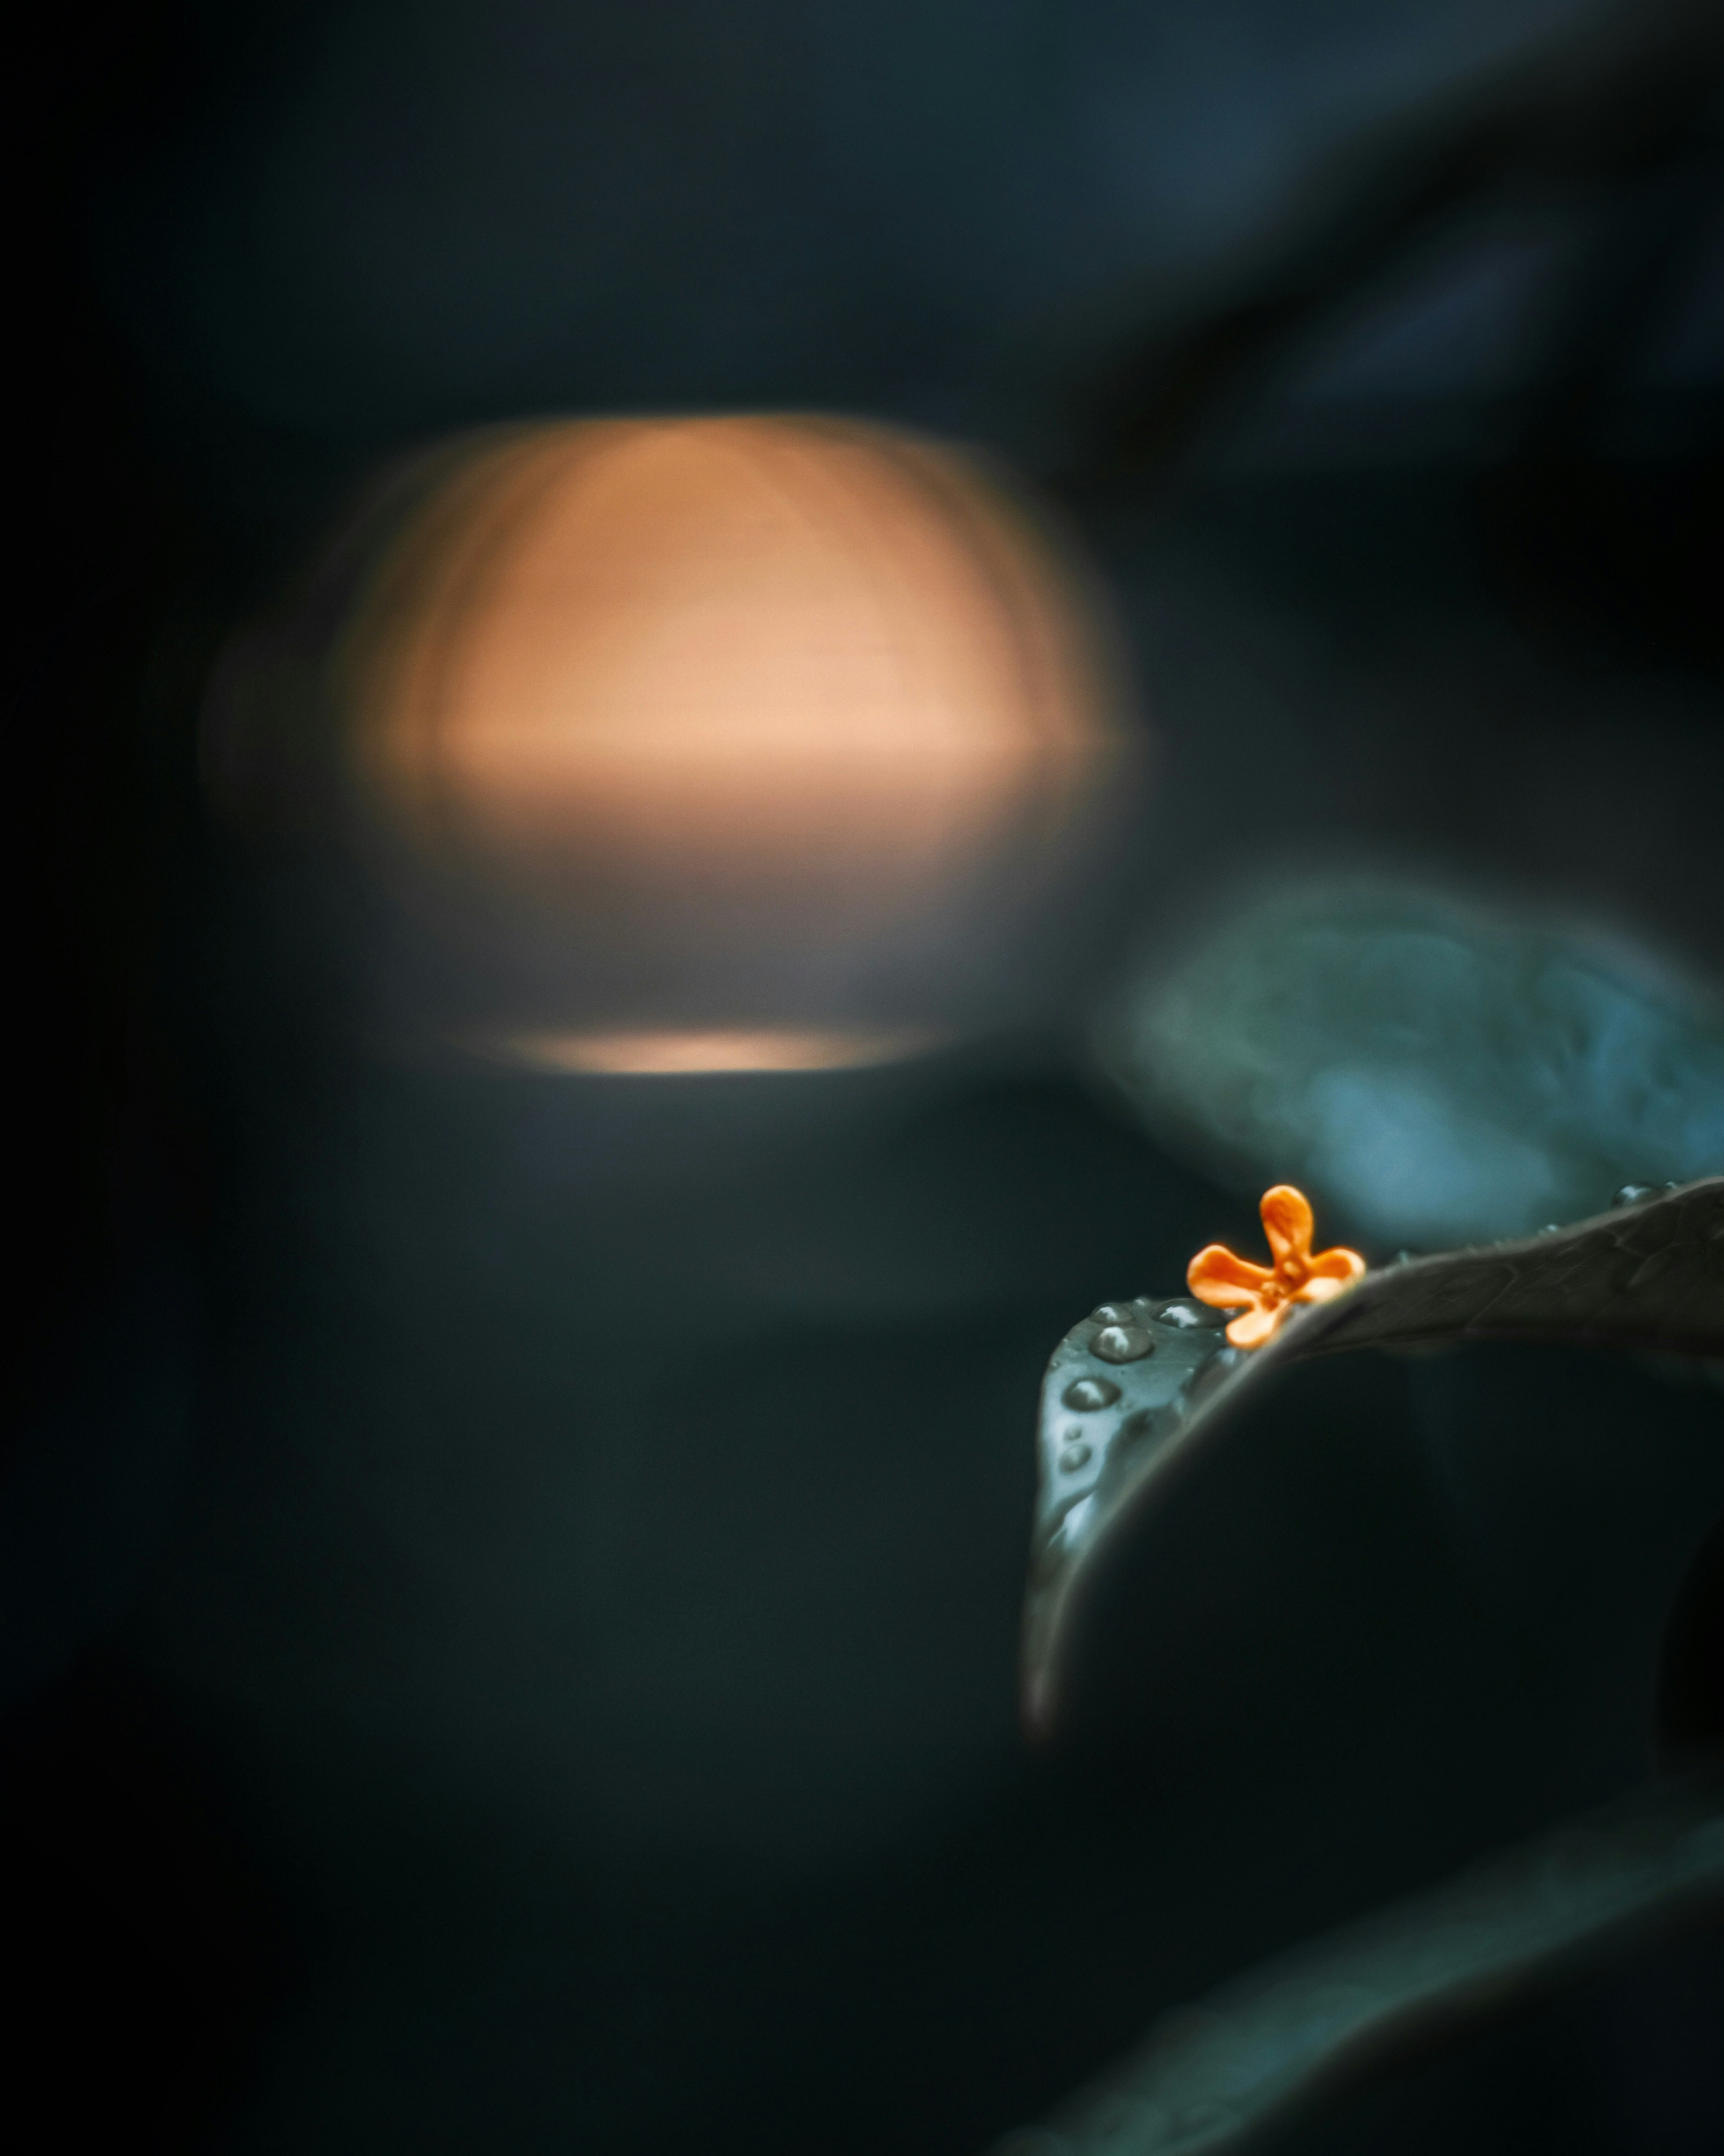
(1187, 1185, 1367, 1349)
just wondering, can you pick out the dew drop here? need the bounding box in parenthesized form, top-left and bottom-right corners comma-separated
(1090, 1303, 1135, 1325)
(1612, 1184, 1660, 1209)
(1058, 1442, 1092, 1473)
(1092, 1323, 1154, 1363)
(1062, 1375, 1121, 1411)
(1157, 1301, 1226, 1329)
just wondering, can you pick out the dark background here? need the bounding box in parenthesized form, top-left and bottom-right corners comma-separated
(6, 3, 1724, 2151)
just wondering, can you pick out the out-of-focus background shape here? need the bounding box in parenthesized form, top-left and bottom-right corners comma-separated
(1100, 878, 1724, 1248)
(208, 413, 1130, 1067)
(7, 1, 1724, 2152)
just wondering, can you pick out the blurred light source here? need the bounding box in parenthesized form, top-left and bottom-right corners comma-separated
(492, 1027, 942, 1076)
(208, 414, 1134, 1066)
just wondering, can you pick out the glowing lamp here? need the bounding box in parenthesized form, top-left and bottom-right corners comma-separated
(212, 415, 1136, 1070)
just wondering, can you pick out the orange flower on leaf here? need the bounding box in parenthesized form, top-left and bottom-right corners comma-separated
(1187, 1185, 1366, 1349)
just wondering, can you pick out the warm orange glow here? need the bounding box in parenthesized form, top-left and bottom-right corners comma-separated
(485, 1026, 946, 1075)
(205, 414, 1137, 1058)
(1187, 1186, 1368, 1349)
(340, 415, 1121, 934)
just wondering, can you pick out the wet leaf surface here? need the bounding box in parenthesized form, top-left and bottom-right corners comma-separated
(1025, 1177, 1724, 1732)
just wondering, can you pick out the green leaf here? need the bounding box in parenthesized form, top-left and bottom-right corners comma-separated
(1025, 1177, 1724, 1733)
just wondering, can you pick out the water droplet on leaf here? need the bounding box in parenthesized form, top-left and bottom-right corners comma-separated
(1157, 1301, 1225, 1329)
(1092, 1323, 1154, 1363)
(1058, 1442, 1092, 1473)
(1061, 1376, 1121, 1411)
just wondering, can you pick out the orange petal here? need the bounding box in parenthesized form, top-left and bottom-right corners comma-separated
(1259, 1185, 1315, 1267)
(1226, 1303, 1284, 1349)
(1293, 1273, 1349, 1307)
(1187, 1244, 1274, 1306)
(1306, 1243, 1367, 1287)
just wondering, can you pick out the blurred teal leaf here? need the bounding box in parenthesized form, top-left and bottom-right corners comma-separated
(1096, 881, 1724, 1248)
(997, 1774, 1724, 2156)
